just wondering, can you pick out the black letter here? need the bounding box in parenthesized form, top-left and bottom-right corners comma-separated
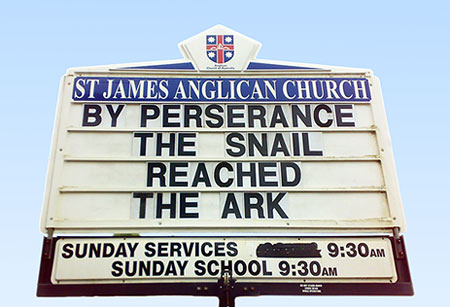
(244, 193, 264, 218)
(82, 104, 102, 126)
(156, 193, 176, 218)
(248, 133, 268, 156)
(248, 105, 267, 127)
(156, 133, 175, 156)
(140, 105, 160, 127)
(280, 162, 301, 187)
(259, 162, 278, 187)
(178, 133, 196, 156)
(302, 133, 323, 156)
(147, 162, 166, 187)
(162, 105, 181, 127)
(270, 133, 290, 156)
(236, 162, 256, 187)
(180, 192, 199, 218)
(267, 192, 288, 218)
(192, 163, 212, 187)
(292, 105, 312, 127)
(133, 192, 153, 218)
(62, 244, 73, 259)
(214, 162, 233, 187)
(226, 133, 245, 157)
(111, 261, 123, 277)
(194, 260, 206, 276)
(335, 104, 355, 127)
(184, 105, 202, 127)
(221, 193, 242, 218)
(144, 242, 156, 257)
(169, 162, 188, 187)
(227, 105, 245, 127)
(314, 104, 332, 127)
(134, 132, 154, 156)
(205, 105, 224, 128)
(106, 104, 124, 127)
(226, 242, 238, 256)
(269, 105, 289, 127)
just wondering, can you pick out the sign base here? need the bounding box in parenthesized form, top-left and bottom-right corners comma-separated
(37, 236, 413, 302)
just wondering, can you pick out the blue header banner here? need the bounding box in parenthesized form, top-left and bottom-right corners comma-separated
(72, 77, 371, 102)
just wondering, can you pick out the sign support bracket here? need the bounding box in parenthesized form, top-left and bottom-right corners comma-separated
(218, 269, 236, 307)
(43, 229, 54, 260)
(392, 227, 405, 259)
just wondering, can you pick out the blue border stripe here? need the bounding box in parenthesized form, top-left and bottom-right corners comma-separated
(123, 62, 195, 70)
(247, 62, 318, 70)
(121, 61, 320, 71)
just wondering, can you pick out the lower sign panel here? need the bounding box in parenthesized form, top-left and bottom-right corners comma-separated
(37, 236, 413, 296)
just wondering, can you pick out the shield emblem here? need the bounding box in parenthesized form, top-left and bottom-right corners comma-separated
(206, 35, 234, 64)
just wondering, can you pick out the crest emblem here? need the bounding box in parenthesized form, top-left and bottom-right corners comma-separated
(206, 35, 234, 64)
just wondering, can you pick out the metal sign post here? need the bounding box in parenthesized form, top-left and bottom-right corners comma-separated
(37, 25, 413, 302)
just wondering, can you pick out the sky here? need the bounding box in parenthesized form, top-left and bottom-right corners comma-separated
(1, 0, 449, 306)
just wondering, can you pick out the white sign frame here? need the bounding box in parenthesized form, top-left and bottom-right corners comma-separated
(40, 27, 406, 235)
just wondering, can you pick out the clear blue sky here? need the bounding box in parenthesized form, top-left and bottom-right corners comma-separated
(1, 0, 449, 306)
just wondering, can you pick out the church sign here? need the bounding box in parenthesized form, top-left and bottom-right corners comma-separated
(37, 25, 413, 303)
